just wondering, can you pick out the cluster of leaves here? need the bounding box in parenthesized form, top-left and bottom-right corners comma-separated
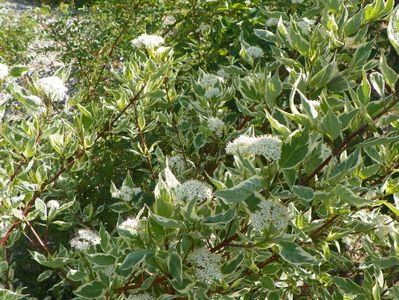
(2, 0, 399, 299)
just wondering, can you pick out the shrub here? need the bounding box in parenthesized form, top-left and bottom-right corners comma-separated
(1, 0, 399, 299)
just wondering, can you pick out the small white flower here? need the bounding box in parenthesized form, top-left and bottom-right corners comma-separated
(225, 135, 254, 155)
(199, 73, 223, 88)
(246, 46, 264, 58)
(37, 76, 68, 102)
(250, 135, 282, 161)
(119, 217, 143, 232)
(250, 200, 290, 232)
(162, 15, 176, 26)
(175, 180, 213, 202)
(266, 18, 279, 27)
(207, 117, 225, 137)
(169, 155, 186, 173)
(126, 293, 155, 300)
(198, 23, 210, 32)
(114, 186, 141, 201)
(70, 229, 100, 251)
(204, 87, 220, 99)
(131, 34, 164, 49)
(0, 63, 9, 80)
(226, 134, 282, 161)
(190, 247, 222, 283)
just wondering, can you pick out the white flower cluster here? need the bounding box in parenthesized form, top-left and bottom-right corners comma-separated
(114, 185, 141, 201)
(250, 200, 290, 232)
(190, 247, 222, 283)
(207, 117, 225, 137)
(126, 293, 155, 300)
(204, 87, 220, 99)
(131, 34, 164, 49)
(37, 76, 68, 102)
(162, 15, 176, 26)
(198, 23, 211, 32)
(70, 229, 100, 251)
(175, 179, 213, 202)
(119, 217, 144, 233)
(246, 46, 264, 58)
(199, 73, 223, 99)
(226, 134, 282, 161)
(199, 73, 223, 88)
(0, 63, 9, 80)
(169, 155, 186, 173)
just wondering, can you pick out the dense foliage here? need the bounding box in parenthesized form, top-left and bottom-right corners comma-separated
(1, 0, 399, 299)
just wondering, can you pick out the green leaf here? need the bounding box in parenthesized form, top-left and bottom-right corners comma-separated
(278, 241, 318, 265)
(344, 9, 364, 36)
(279, 129, 309, 169)
(49, 133, 65, 156)
(87, 253, 116, 267)
(108, 202, 131, 213)
(9, 66, 29, 77)
(120, 249, 154, 270)
(355, 135, 399, 147)
(288, 26, 310, 56)
(265, 71, 282, 106)
(150, 212, 187, 229)
(371, 257, 399, 269)
(333, 277, 367, 296)
(168, 252, 183, 284)
(388, 8, 399, 55)
(254, 29, 275, 42)
(319, 110, 342, 141)
(221, 252, 244, 274)
(265, 111, 290, 138)
(37, 270, 52, 282)
(292, 185, 314, 201)
(0, 288, 25, 300)
(350, 42, 372, 69)
(380, 54, 398, 91)
(308, 63, 336, 90)
(73, 281, 107, 299)
(334, 185, 372, 208)
(193, 133, 206, 150)
(381, 201, 399, 218)
(369, 72, 385, 98)
(214, 176, 263, 203)
(204, 208, 235, 225)
(329, 148, 362, 179)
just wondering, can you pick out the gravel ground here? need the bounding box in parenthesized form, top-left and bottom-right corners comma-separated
(0, 0, 38, 16)
(0, 0, 64, 76)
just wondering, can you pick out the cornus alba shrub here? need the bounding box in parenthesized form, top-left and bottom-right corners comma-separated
(2, 0, 399, 299)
